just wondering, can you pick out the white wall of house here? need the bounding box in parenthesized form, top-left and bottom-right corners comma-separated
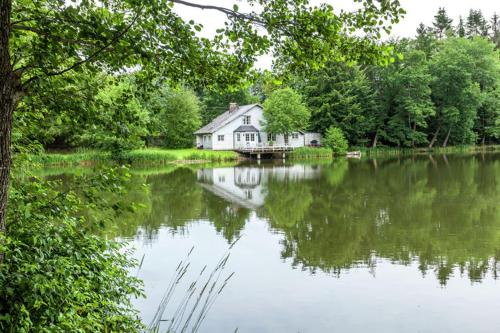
(304, 133, 322, 145)
(211, 105, 265, 150)
(268, 133, 305, 148)
(196, 134, 213, 149)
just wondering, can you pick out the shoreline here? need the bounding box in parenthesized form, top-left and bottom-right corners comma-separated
(22, 145, 500, 167)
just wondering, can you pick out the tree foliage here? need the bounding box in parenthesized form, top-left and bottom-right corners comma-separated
(323, 126, 349, 154)
(263, 88, 310, 135)
(1, 169, 144, 332)
(147, 86, 202, 148)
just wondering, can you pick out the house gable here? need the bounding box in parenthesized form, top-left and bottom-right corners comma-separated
(194, 104, 263, 135)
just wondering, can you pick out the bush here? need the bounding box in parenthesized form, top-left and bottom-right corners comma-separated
(323, 126, 349, 154)
(0, 172, 144, 332)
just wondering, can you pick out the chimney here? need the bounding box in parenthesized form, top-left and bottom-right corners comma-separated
(229, 102, 238, 113)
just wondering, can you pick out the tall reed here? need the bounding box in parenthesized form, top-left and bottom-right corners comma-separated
(147, 239, 239, 333)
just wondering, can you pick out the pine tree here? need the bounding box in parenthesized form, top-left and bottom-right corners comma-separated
(415, 23, 436, 55)
(432, 7, 453, 39)
(456, 16, 466, 37)
(466, 9, 488, 37)
(491, 13, 500, 48)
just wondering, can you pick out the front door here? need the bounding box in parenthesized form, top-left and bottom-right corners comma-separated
(244, 132, 256, 147)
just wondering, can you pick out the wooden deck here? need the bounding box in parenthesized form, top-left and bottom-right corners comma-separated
(234, 146, 294, 154)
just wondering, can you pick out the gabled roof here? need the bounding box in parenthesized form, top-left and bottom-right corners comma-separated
(234, 125, 259, 132)
(194, 104, 261, 135)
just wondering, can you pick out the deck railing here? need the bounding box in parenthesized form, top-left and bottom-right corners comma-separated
(234, 143, 294, 153)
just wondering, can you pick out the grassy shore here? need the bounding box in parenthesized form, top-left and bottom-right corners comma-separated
(27, 144, 500, 167)
(29, 148, 239, 166)
(355, 144, 500, 157)
(288, 147, 333, 159)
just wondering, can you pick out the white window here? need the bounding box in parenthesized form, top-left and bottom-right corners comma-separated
(250, 133, 255, 141)
(268, 133, 276, 141)
(236, 133, 241, 141)
(217, 135, 224, 141)
(245, 133, 250, 141)
(292, 133, 299, 139)
(243, 115, 251, 125)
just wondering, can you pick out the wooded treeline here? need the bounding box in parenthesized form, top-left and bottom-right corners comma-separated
(15, 8, 499, 152)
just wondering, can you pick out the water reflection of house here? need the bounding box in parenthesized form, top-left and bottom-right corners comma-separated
(197, 164, 322, 210)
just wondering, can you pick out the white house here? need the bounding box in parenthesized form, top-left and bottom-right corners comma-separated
(194, 103, 321, 150)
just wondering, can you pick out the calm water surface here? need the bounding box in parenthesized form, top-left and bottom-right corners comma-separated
(65, 154, 500, 332)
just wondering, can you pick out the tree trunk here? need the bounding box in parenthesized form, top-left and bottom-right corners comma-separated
(428, 126, 440, 148)
(481, 136, 486, 146)
(411, 122, 417, 147)
(442, 128, 451, 148)
(1, 0, 17, 261)
(371, 132, 378, 148)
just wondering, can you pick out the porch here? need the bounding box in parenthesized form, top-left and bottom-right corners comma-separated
(234, 144, 294, 159)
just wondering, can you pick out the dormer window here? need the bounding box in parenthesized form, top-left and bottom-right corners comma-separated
(243, 115, 251, 125)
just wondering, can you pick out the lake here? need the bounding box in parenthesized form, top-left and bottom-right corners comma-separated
(54, 153, 500, 332)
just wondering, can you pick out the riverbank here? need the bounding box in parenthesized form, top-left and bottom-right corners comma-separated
(27, 148, 240, 166)
(25, 145, 500, 167)
(356, 144, 500, 157)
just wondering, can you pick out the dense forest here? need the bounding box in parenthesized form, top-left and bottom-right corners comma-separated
(14, 8, 500, 153)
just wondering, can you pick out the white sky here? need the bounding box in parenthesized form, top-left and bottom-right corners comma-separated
(172, 0, 499, 68)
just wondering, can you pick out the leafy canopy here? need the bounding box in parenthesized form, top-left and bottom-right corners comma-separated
(10, 0, 405, 95)
(263, 88, 310, 134)
(147, 86, 202, 148)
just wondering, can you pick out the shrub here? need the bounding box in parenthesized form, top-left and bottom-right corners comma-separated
(0, 171, 144, 332)
(323, 126, 349, 154)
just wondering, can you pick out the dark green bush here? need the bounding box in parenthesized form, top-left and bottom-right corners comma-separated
(0, 174, 144, 332)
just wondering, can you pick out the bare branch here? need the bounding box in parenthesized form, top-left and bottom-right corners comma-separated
(171, 0, 266, 26)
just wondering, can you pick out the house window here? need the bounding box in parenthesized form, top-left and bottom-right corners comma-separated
(268, 133, 276, 141)
(245, 133, 250, 141)
(243, 115, 251, 125)
(250, 133, 255, 141)
(292, 133, 299, 139)
(236, 133, 241, 141)
(284, 134, 289, 145)
(218, 135, 224, 141)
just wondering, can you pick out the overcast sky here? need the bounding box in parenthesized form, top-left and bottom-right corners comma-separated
(172, 0, 499, 68)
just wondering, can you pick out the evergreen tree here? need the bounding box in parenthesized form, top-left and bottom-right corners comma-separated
(432, 7, 453, 39)
(457, 16, 466, 37)
(386, 50, 435, 147)
(415, 23, 437, 55)
(491, 13, 500, 48)
(301, 62, 378, 146)
(466, 9, 489, 38)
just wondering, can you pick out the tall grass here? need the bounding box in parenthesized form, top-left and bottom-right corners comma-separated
(355, 144, 500, 157)
(289, 147, 333, 159)
(147, 240, 238, 333)
(28, 149, 111, 166)
(27, 148, 239, 167)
